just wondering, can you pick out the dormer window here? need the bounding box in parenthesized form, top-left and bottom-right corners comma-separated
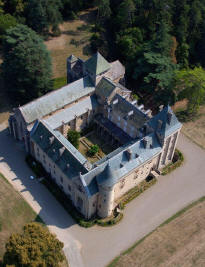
(157, 120, 163, 130)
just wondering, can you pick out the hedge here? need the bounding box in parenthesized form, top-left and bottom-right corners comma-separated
(161, 149, 184, 176)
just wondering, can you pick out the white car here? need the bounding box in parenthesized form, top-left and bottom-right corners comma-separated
(30, 175, 35, 180)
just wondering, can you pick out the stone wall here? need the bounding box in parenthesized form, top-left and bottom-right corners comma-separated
(113, 154, 160, 201)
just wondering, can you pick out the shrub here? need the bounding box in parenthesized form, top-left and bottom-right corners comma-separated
(67, 130, 80, 148)
(87, 144, 99, 157)
(161, 149, 184, 175)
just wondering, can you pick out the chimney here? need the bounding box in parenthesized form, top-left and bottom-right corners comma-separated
(157, 120, 163, 130)
(125, 149, 133, 161)
(143, 138, 148, 148)
(167, 111, 172, 124)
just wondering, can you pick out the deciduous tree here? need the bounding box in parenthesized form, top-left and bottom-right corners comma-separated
(3, 223, 64, 267)
(174, 67, 205, 114)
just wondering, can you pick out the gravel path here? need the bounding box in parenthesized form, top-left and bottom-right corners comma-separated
(0, 123, 205, 267)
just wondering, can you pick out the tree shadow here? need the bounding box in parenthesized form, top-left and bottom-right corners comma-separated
(83, 44, 92, 56)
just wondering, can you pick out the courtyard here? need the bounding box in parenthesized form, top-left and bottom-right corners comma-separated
(78, 130, 118, 163)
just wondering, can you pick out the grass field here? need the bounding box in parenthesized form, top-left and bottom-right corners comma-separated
(173, 102, 205, 150)
(181, 106, 205, 149)
(45, 8, 96, 78)
(108, 196, 205, 267)
(0, 173, 43, 261)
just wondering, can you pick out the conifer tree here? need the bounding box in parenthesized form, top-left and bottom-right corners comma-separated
(2, 24, 52, 104)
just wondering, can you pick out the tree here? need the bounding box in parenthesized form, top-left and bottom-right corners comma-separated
(3, 223, 64, 267)
(115, 0, 135, 30)
(87, 144, 99, 156)
(26, 0, 62, 36)
(174, 67, 205, 114)
(67, 130, 80, 148)
(0, 13, 17, 40)
(96, 0, 111, 23)
(133, 20, 177, 104)
(2, 24, 52, 104)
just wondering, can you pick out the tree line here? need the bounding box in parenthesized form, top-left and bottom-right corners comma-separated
(93, 0, 205, 115)
(0, 0, 204, 116)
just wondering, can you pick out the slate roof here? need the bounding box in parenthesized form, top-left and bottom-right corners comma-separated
(84, 52, 111, 76)
(19, 76, 95, 124)
(95, 77, 117, 99)
(148, 106, 182, 138)
(30, 121, 89, 179)
(95, 132, 161, 187)
(104, 60, 125, 81)
(44, 95, 99, 129)
(111, 94, 149, 129)
(94, 114, 133, 144)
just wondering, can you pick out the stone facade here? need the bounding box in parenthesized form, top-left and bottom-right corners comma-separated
(8, 52, 182, 219)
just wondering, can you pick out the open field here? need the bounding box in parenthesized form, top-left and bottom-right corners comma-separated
(109, 196, 205, 267)
(45, 8, 96, 78)
(0, 173, 42, 261)
(181, 106, 205, 149)
(172, 101, 205, 150)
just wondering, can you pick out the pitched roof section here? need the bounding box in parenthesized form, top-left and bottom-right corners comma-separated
(67, 54, 78, 63)
(84, 52, 111, 76)
(44, 95, 99, 129)
(30, 121, 90, 179)
(148, 106, 182, 138)
(19, 76, 95, 124)
(95, 77, 117, 99)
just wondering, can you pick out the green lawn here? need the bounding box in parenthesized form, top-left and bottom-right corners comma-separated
(0, 173, 43, 261)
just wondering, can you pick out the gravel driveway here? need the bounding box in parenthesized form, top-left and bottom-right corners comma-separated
(0, 122, 205, 267)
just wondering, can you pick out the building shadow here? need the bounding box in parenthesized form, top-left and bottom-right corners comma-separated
(0, 127, 76, 230)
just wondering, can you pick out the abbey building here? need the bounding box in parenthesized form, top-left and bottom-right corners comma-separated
(9, 52, 182, 219)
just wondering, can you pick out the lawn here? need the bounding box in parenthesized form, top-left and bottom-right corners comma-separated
(108, 196, 205, 267)
(0, 173, 43, 261)
(45, 8, 96, 78)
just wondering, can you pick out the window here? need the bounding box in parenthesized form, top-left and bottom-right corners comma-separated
(78, 185, 83, 193)
(37, 147, 39, 152)
(68, 184, 71, 191)
(93, 202, 96, 207)
(60, 177, 63, 184)
(80, 115, 83, 120)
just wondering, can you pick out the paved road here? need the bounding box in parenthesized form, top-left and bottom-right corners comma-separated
(0, 122, 205, 267)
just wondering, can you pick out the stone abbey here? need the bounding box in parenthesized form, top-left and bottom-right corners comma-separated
(9, 52, 182, 219)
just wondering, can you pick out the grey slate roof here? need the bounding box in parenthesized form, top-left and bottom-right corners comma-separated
(95, 77, 117, 99)
(96, 132, 161, 187)
(104, 60, 125, 81)
(44, 95, 98, 129)
(94, 114, 133, 144)
(19, 76, 95, 124)
(148, 106, 182, 138)
(111, 94, 149, 129)
(31, 120, 89, 179)
(84, 52, 111, 76)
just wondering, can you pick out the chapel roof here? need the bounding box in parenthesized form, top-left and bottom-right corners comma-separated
(84, 52, 111, 76)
